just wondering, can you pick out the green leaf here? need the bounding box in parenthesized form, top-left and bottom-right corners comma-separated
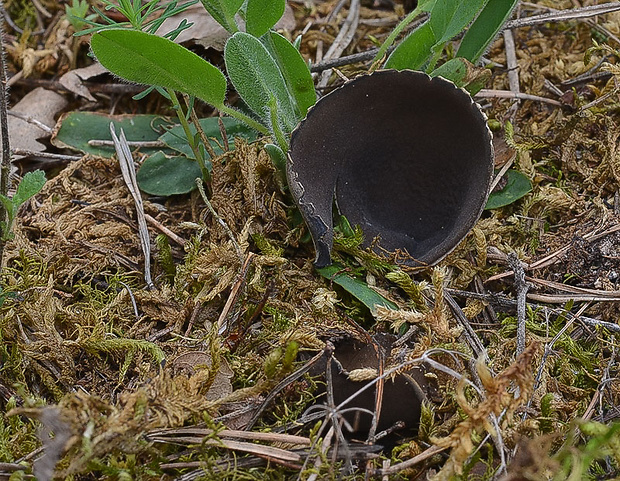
(457, 0, 519, 63)
(317, 264, 397, 314)
(160, 117, 257, 158)
(430, 57, 490, 94)
(224, 32, 297, 132)
(429, 0, 488, 47)
(199, 0, 244, 32)
(385, 21, 436, 70)
(264, 143, 287, 184)
(91, 29, 227, 108)
(246, 0, 285, 37)
(0, 195, 13, 218)
(485, 170, 532, 209)
(263, 32, 316, 118)
(137, 151, 203, 196)
(52, 112, 171, 157)
(430, 57, 468, 85)
(13, 170, 46, 207)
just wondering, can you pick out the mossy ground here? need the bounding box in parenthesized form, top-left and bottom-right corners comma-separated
(1, 0, 620, 479)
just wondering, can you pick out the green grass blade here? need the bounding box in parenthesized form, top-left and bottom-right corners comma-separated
(91, 29, 227, 108)
(246, 0, 285, 37)
(317, 264, 397, 314)
(224, 32, 297, 132)
(457, 0, 519, 62)
(263, 32, 316, 118)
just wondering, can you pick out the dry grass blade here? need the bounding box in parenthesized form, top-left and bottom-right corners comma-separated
(110, 123, 153, 288)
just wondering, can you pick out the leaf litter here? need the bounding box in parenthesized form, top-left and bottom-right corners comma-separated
(2, 0, 620, 479)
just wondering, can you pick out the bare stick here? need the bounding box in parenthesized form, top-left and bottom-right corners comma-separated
(0, 10, 10, 268)
(508, 253, 529, 357)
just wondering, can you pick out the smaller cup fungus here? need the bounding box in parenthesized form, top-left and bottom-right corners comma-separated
(287, 70, 494, 268)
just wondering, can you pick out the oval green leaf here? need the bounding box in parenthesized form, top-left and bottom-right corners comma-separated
(160, 117, 257, 158)
(246, 0, 285, 37)
(263, 32, 316, 118)
(385, 21, 435, 70)
(317, 264, 397, 314)
(91, 29, 227, 108)
(485, 169, 532, 209)
(137, 151, 204, 196)
(224, 32, 297, 132)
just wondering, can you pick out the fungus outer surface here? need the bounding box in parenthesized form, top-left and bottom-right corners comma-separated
(287, 70, 494, 268)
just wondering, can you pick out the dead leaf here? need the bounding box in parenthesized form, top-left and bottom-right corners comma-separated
(9, 87, 68, 160)
(58, 62, 108, 102)
(172, 351, 233, 401)
(158, 4, 296, 50)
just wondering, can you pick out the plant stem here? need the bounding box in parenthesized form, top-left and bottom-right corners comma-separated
(371, 6, 424, 68)
(183, 94, 217, 160)
(168, 88, 211, 185)
(268, 96, 288, 153)
(0, 9, 10, 269)
(219, 105, 270, 136)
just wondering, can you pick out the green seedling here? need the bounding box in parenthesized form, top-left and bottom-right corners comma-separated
(374, 0, 519, 89)
(74, 0, 197, 38)
(89, 0, 314, 185)
(0, 170, 46, 242)
(65, 0, 97, 31)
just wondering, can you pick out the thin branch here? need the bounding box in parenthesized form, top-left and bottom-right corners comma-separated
(0, 10, 10, 268)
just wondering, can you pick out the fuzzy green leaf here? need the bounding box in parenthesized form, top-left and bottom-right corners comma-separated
(317, 264, 397, 314)
(224, 32, 297, 132)
(199, 0, 244, 32)
(263, 32, 316, 118)
(485, 169, 532, 209)
(91, 29, 227, 108)
(385, 21, 436, 70)
(12, 170, 46, 207)
(160, 117, 257, 159)
(246, 0, 285, 37)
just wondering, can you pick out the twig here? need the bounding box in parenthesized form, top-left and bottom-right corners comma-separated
(0, 10, 10, 268)
(317, 0, 361, 88)
(310, 46, 395, 72)
(110, 124, 154, 289)
(11, 149, 82, 161)
(447, 288, 620, 333)
(216, 252, 254, 335)
(144, 213, 186, 247)
(504, 3, 620, 29)
(88, 139, 165, 148)
(475, 89, 562, 106)
(372, 445, 447, 475)
(245, 345, 334, 431)
(508, 253, 529, 357)
(503, 28, 520, 119)
(7, 110, 53, 133)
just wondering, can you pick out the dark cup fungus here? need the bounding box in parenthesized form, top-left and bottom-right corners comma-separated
(287, 70, 494, 268)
